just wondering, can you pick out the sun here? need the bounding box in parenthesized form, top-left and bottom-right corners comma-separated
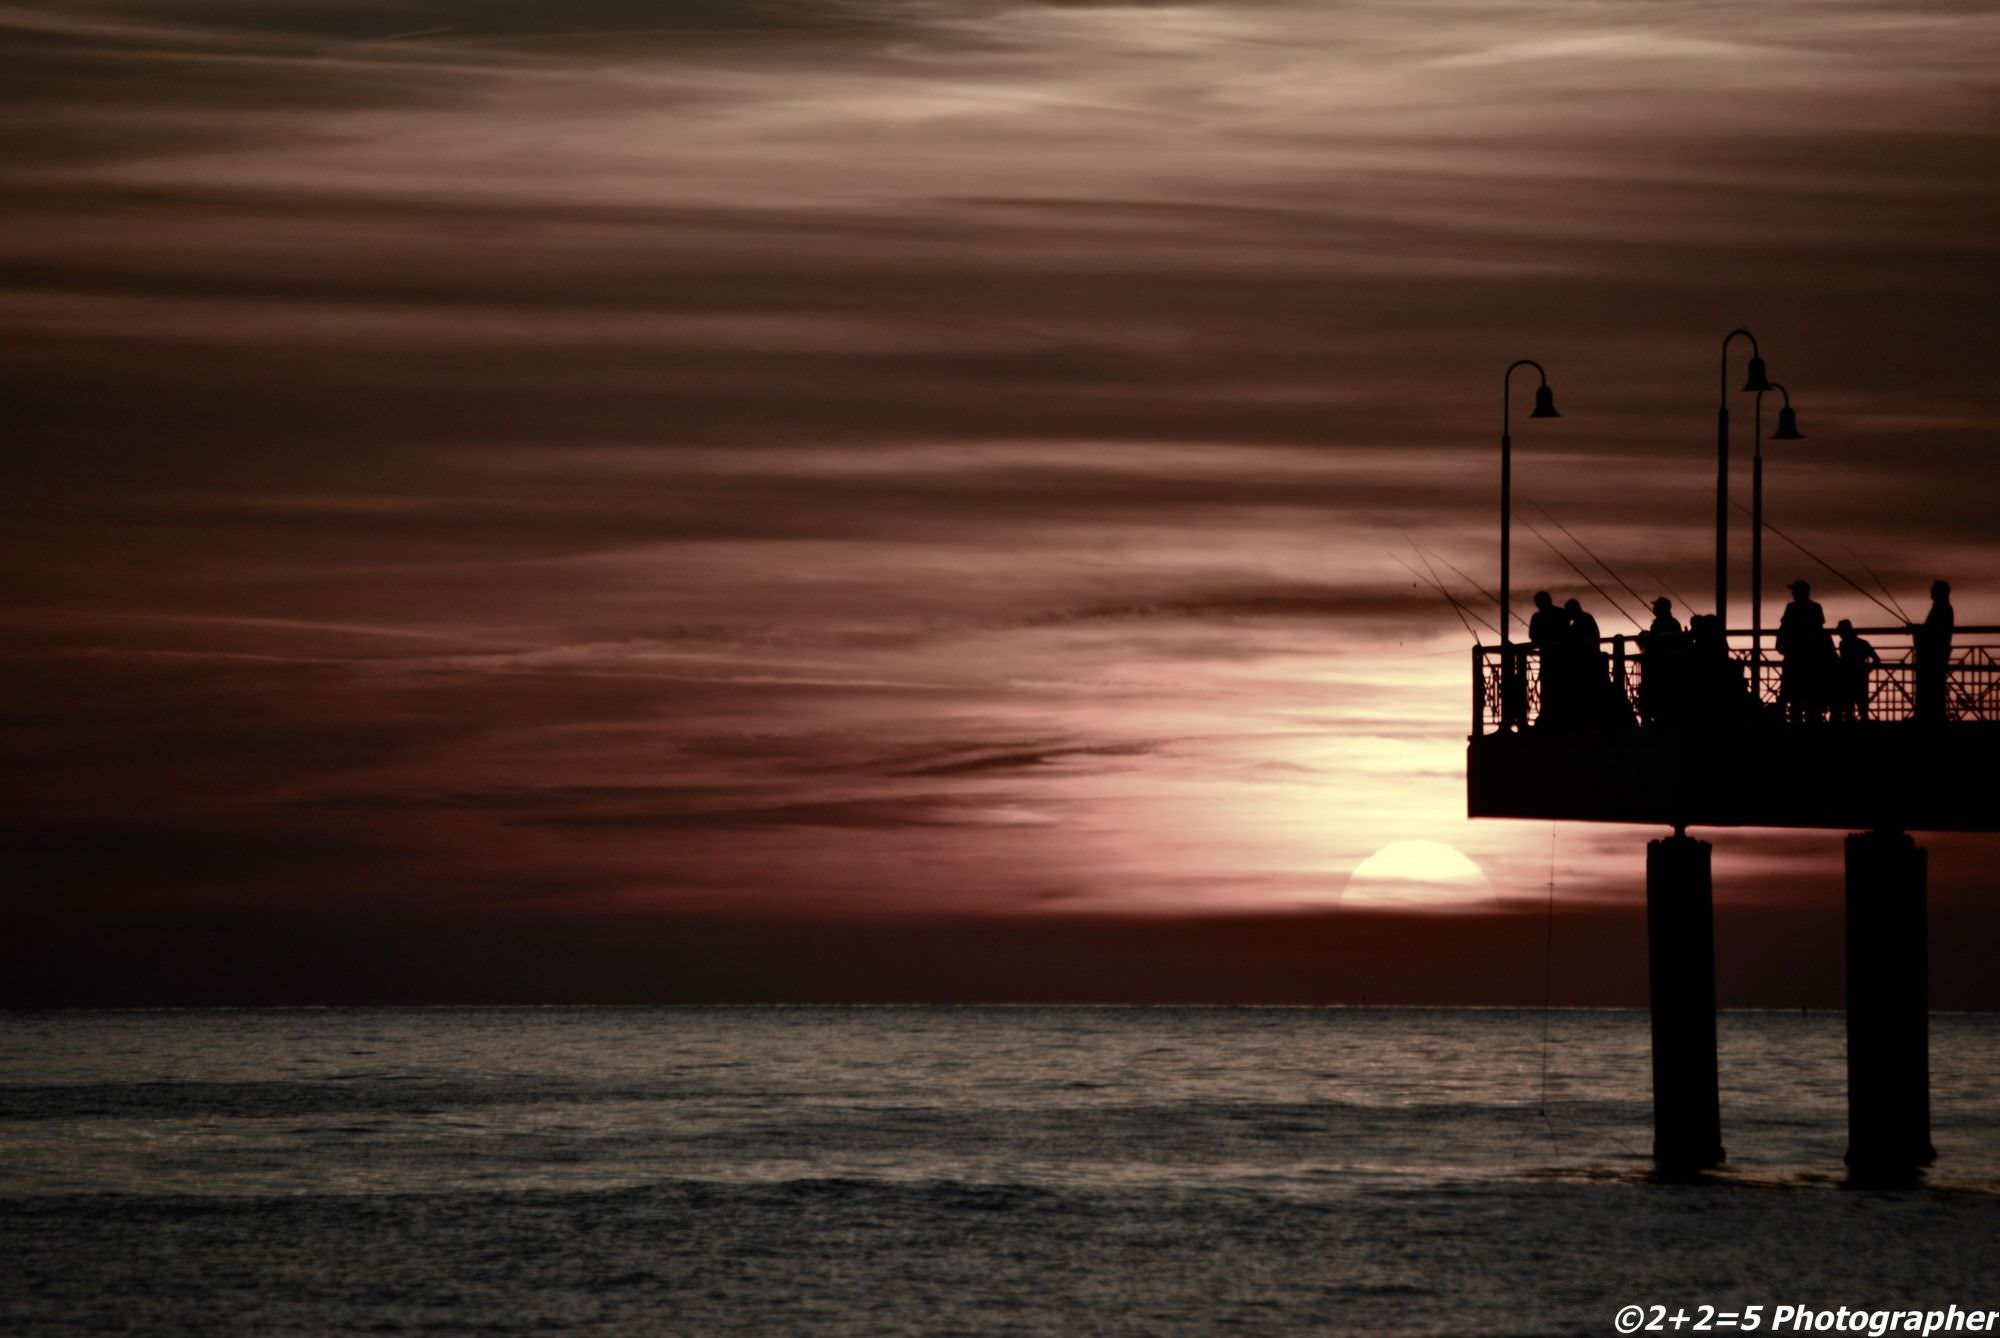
(1338, 840, 1492, 909)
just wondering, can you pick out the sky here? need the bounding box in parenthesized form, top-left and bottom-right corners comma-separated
(4, 0, 1999, 1005)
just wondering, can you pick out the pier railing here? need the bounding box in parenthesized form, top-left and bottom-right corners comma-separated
(1473, 626, 2000, 735)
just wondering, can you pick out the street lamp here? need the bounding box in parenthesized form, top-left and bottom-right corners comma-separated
(1717, 328, 1775, 634)
(1750, 381, 1803, 695)
(1501, 358, 1560, 727)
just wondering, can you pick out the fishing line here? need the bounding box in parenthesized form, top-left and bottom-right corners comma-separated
(1731, 500, 1904, 623)
(1400, 552, 1496, 636)
(1413, 545, 1494, 636)
(1529, 502, 1654, 621)
(1425, 548, 1528, 633)
(1539, 822, 1557, 1122)
(1515, 511, 1644, 629)
(1644, 567, 1701, 621)
(1390, 550, 1495, 638)
(1848, 548, 1914, 623)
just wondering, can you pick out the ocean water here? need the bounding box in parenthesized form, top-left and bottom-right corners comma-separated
(3, 1008, 1998, 1336)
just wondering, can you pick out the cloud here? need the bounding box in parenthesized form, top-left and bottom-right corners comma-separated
(3, 0, 1998, 998)
(514, 793, 1047, 832)
(893, 739, 1159, 777)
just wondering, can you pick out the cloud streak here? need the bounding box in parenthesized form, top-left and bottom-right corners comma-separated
(4, 0, 1999, 998)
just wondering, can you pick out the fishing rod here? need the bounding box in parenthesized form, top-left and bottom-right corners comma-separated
(1848, 548, 1914, 623)
(1528, 502, 1654, 621)
(1394, 549, 1494, 638)
(1730, 500, 1904, 624)
(1422, 548, 1529, 634)
(1413, 544, 1490, 635)
(1390, 551, 1493, 639)
(1513, 510, 1645, 630)
(1395, 539, 1500, 637)
(1643, 567, 1700, 621)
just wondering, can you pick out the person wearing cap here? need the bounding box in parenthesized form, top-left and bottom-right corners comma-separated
(1913, 579, 1954, 722)
(1647, 596, 1682, 641)
(1777, 579, 1831, 723)
(1638, 596, 1686, 725)
(1835, 619, 1880, 722)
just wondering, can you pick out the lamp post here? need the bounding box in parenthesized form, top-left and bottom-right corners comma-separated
(1751, 381, 1804, 695)
(1501, 359, 1560, 727)
(1718, 328, 1775, 636)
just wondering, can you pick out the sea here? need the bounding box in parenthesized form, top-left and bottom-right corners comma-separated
(4, 1007, 1998, 1336)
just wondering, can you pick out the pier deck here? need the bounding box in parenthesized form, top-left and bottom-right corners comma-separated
(1466, 626, 2000, 832)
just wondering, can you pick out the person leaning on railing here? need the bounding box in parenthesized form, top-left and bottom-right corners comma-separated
(1835, 620, 1881, 723)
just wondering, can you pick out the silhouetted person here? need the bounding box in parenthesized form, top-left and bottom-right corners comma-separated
(1529, 591, 1571, 726)
(1689, 613, 1750, 722)
(1604, 631, 1632, 725)
(1648, 597, 1682, 640)
(1914, 578, 1954, 723)
(1835, 619, 1880, 722)
(1565, 598, 1601, 647)
(1638, 596, 1686, 725)
(1777, 580, 1832, 723)
(1563, 598, 1609, 721)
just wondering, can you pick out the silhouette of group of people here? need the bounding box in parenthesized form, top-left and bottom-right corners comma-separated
(1527, 591, 1623, 728)
(1775, 580, 1854, 722)
(1635, 597, 1750, 726)
(1774, 578, 1953, 723)
(1518, 577, 1956, 729)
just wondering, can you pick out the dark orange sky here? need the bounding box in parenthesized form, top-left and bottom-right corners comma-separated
(4, 0, 1999, 1004)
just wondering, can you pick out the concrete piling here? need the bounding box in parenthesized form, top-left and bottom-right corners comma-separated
(1845, 829, 1936, 1178)
(1647, 834, 1725, 1173)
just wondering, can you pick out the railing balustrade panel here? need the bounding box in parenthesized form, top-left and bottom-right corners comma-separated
(1472, 626, 2000, 734)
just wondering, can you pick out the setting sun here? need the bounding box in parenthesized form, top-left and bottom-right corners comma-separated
(1340, 840, 1493, 909)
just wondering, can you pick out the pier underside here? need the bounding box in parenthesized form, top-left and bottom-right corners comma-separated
(1467, 721, 2000, 832)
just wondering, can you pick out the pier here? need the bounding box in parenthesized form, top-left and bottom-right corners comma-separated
(1467, 338, 1988, 1179)
(1467, 625, 1996, 1177)
(1468, 627, 2000, 832)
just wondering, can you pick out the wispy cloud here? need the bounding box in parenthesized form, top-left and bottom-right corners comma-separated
(4, 0, 1998, 997)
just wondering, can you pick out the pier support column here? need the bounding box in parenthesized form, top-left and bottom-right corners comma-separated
(1647, 834, 1725, 1172)
(1845, 830, 1935, 1178)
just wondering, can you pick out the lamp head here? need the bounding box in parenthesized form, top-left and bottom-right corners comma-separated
(1742, 356, 1774, 393)
(1529, 383, 1559, 418)
(1772, 404, 1803, 439)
